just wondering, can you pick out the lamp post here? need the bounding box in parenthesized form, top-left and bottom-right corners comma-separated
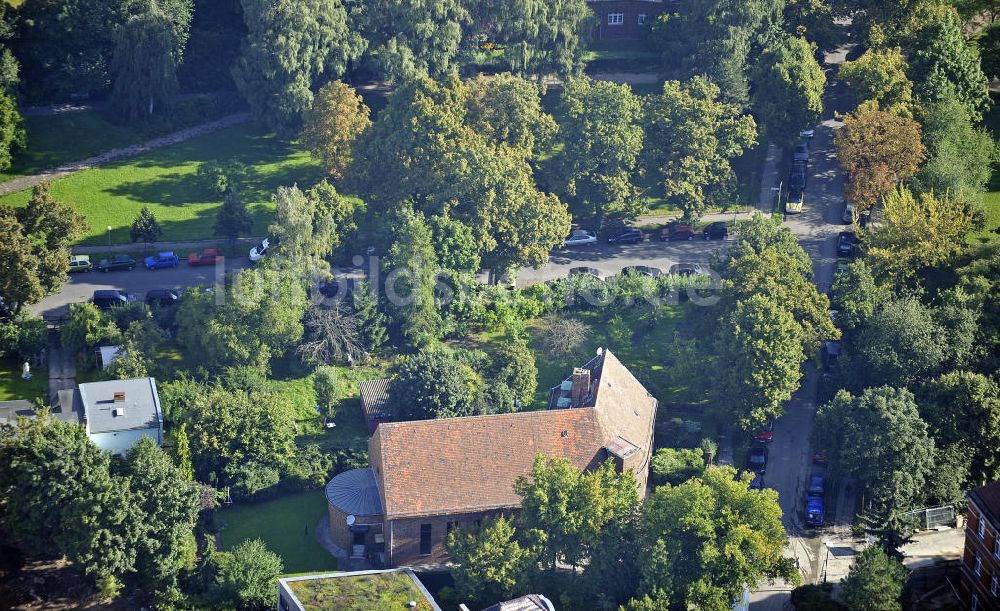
(822, 539, 832, 584)
(771, 180, 783, 215)
(107, 225, 113, 250)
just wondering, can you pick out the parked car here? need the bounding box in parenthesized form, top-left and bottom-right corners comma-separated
(249, 238, 271, 262)
(789, 167, 807, 191)
(145, 289, 180, 307)
(753, 421, 775, 443)
(188, 248, 220, 266)
(703, 221, 728, 240)
(660, 222, 696, 242)
(68, 255, 92, 273)
(750, 473, 765, 491)
(608, 228, 645, 244)
(837, 231, 855, 257)
(793, 141, 809, 163)
(564, 229, 598, 247)
(842, 201, 856, 224)
(96, 254, 136, 272)
(92, 289, 135, 311)
(144, 251, 180, 270)
(800, 129, 815, 139)
(668, 262, 704, 276)
(621, 265, 663, 279)
(812, 450, 828, 465)
(805, 495, 825, 526)
(748, 446, 768, 474)
(569, 266, 601, 279)
(823, 340, 841, 371)
(785, 189, 804, 214)
(808, 473, 826, 497)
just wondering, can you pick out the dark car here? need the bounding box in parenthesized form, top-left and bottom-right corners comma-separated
(660, 222, 696, 242)
(92, 289, 135, 311)
(621, 265, 663, 279)
(748, 446, 768, 474)
(750, 473, 764, 491)
(703, 221, 728, 240)
(669, 262, 704, 276)
(793, 141, 809, 163)
(569, 266, 601, 279)
(805, 495, 825, 527)
(837, 231, 855, 257)
(753, 421, 775, 443)
(145, 289, 180, 307)
(96, 254, 136, 272)
(812, 450, 828, 465)
(823, 340, 841, 371)
(144, 251, 180, 270)
(789, 166, 807, 191)
(808, 473, 826, 497)
(608, 228, 644, 244)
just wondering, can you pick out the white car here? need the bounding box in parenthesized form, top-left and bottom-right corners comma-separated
(249, 238, 270, 262)
(564, 229, 597, 247)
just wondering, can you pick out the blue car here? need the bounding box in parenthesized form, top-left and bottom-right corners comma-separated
(144, 251, 180, 270)
(808, 473, 825, 497)
(806, 495, 825, 527)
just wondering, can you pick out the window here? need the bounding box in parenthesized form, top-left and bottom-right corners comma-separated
(975, 554, 983, 577)
(637, 13, 646, 24)
(608, 12, 624, 25)
(446, 521, 455, 533)
(419, 523, 432, 555)
(980, 518, 987, 539)
(992, 574, 998, 596)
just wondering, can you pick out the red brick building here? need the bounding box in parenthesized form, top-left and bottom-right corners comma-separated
(961, 482, 1000, 610)
(587, 0, 671, 39)
(327, 349, 657, 567)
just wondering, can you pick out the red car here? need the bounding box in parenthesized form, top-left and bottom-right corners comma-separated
(812, 450, 828, 465)
(752, 421, 774, 443)
(660, 222, 696, 241)
(188, 248, 220, 266)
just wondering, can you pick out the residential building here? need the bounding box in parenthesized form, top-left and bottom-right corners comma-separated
(961, 481, 1000, 611)
(76, 377, 163, 454)
(326, 349, 657, 567)
(277, 568, 441, 611)
(587, 0, 670, 39)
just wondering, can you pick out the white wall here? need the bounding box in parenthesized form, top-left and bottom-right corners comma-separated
(89, 428, 161, 455)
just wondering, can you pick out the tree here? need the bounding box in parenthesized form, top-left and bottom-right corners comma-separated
(751, 36, 826, 146)
(358, 0, 468, 82)
(909, 8, 990, 121)
(312, 365, 338, 417)
(650, 448, 705, 486)
(383, 207, 443, 348)
(445, 516, 536, 606)
(830, 259, 889, 334)
(813, 387, 935, 513)
(300, 81, 372, 182)
(644, 77, 757, 219)
(0, 313, 47, 361)
(197, 159, 254, 196)
(428, 211, 480, 271)
(233, 0, 363, 136)
(216, 539, 284, 610)
(465, 73, 557, 156)
(387, 348, 482, 420)
(213, 190, 255, 251)
(130, 205, 163, 249)
(860, 186, 975, 284)
(554, 77, 644, 227)
(918, 371, 1000, 485)
(298, 303, 363, 365)
(351, 280, 389, 354)
(175, 422, 194, 481)
(838, 47, 913, 115)
(639, 467, 797, 609)
(840, 546, 908, 611)
(109, 0, 182, 123)
(729, 213, 813, 277)
(492, 0, 594, 81)
(834, 105, 925, 211)
(0, 89, 25, 172)
(61, 302, 120, 351)
(485, 340, 537, 411)
(979, 21, 1000, 80)
(783, 0, 839, 51)
(121, 437, 199, 590)
(539, 316, 589, 357)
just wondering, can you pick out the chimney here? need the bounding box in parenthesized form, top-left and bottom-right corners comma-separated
(571, 367, 591, 406)
(113, 391, 126, 417)
(114, 391, 125, 402)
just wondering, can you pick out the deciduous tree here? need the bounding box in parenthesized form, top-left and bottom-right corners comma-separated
(466, 73, 557, 156)
(387, 347, 482, 420)
(300, 81, 372, 182)
(214, 190, 255, 251)
(109, 0, 182, 123)
(216, 539, 283, 610)
(492, 0, 594, 81)
(446, 516, 537, 606)
(382, 207, 443, 348)
(838, 47, 913, 115)
(357, 0, 467, 82)
(130, 205, 163, 249)
(751, 36, 826, 146)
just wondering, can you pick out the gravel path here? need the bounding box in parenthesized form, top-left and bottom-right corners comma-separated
(0, 112, 251, 197)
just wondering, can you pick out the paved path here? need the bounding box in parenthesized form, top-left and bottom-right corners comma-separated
(46, 330, 75, 406)
(0, 112, 251, 197)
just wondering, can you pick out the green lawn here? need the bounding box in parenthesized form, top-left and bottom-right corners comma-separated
(0, 359, 47, 403)
(218, 490, 338, 574)
(0, 124, 324, 245)
(0, 112, 146, 182)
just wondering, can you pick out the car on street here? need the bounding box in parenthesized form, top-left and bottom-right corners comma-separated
(668, 262, 704, 276)
(96, 254, 136, 272)
(68, 255, 92, 273)
(789, 167, 807, 191)
(837, 231, 855, 257)
(250, 238, 271, 262)
(823, 340, 841, 371)
(800, 129, 815, 139)
(842, 201, 856, 224)
(144, 251, 180, 270)
(812, 450, 828, 465)
(660, 222, 696, 242)
(608, 228, 645, 244)
(703, 221, 728, 240)
(805, 495, 825, 526)
(569, 266, 601, 279)
(621, 265, 663, 279)
(808, 473, 826, 497)
(188, 248, 220, 266)
(786, 189, 804, 214)
(750, 473, 764, 491)
(793, 141, 809, 163)
(92, 289, 136, 311)
(753, 421, 774, 443)
(748, 446, 768, 474)
(564, 229, 597, 247)
(145, 289, 180, 307)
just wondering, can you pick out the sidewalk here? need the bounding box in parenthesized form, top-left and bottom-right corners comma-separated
(756, 143, 782, 214)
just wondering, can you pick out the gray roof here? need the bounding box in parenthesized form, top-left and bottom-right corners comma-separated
(359, 379, 391, 419)
(78, 377, 162, 434)
(325, 467, 384, 516)
(0, 398, 82, 427)
(0, 400, 37, 426)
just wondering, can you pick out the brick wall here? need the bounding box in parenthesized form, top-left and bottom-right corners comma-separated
(587, 0, 668, 39)
(327, 502, 383, 553)
(387, 509, 509, 566)
(961, 500, 1000, 610)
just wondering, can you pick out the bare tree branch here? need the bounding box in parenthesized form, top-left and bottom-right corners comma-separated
(297, 302, 364, 364)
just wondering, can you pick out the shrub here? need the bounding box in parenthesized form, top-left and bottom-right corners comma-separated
(651, 448, 705, 486)
(313, 365, 338, 417)
(216, 539, 283, 610)
(0, 314, 47, 361)
(224, 462, 280, 500)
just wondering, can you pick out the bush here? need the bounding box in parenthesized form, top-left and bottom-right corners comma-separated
(651, 448, 705, 486)
(216, 539, 283, 610)
(0, 315, 47, 361)
(313, 365, 338, 417)
(224, 462, 281, 501)
(109, 302, 151, 331)
(281, 443, 334, 492)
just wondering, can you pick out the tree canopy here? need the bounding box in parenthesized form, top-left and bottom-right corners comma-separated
(840, 546, 908, 611)
(751, 36, 826, 146)
(838, 47, 913, 115)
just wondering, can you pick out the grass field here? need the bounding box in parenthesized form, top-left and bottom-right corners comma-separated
(0, 123, 324, 245)
(0, 359, 47, 402)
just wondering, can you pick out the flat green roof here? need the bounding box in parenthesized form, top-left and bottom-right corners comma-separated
(286, 571, 437, 611)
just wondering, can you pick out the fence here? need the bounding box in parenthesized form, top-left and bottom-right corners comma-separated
(900, 505, 956, 531)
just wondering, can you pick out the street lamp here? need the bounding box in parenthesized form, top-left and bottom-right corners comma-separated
(771, 180, 783, 215)
(822, 539, 832, 584)
(107, 225, 113, 250)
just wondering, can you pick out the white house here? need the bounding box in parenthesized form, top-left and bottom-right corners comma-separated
(77, 377, 163, 455)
